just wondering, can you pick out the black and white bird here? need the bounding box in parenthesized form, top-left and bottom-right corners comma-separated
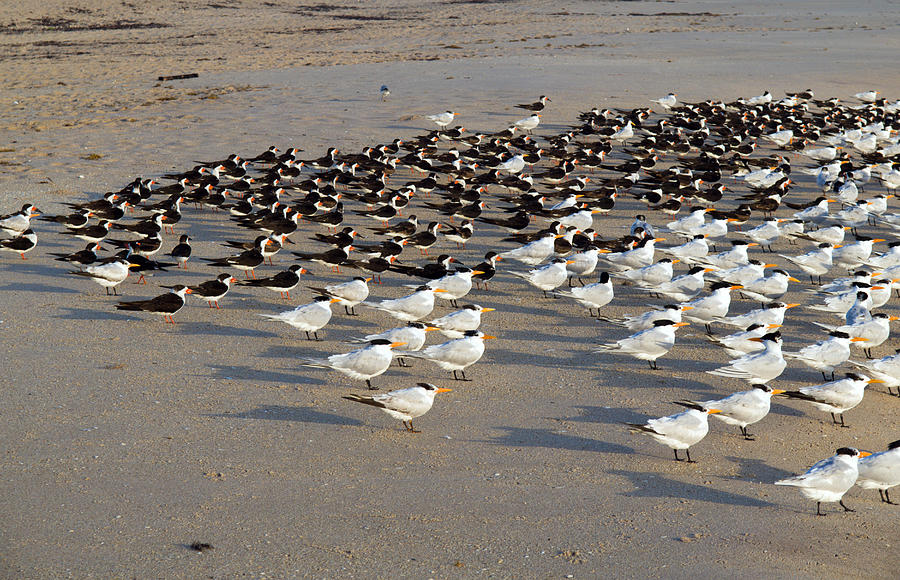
(625, 402, 722, 462)
(775, 447, 870, 516)
(343, 383, 453, 432)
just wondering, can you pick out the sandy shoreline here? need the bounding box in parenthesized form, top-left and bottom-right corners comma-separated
(3, 1, 900, 578)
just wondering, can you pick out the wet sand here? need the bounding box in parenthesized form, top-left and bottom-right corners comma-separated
(2, 1, 900, 577)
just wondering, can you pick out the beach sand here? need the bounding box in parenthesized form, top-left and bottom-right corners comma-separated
(2, 1, 900, 577)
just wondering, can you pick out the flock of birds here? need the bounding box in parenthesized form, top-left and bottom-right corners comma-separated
(4, 88, 900, 516)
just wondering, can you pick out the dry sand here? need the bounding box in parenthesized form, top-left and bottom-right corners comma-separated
(2, 1, 900, 577)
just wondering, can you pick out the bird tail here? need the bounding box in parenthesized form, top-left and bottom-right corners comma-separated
(624, 422, 656, 434)
(300, 358, 331, 369)
(342, 394, 384, 408)
(781, 390, 817, 402)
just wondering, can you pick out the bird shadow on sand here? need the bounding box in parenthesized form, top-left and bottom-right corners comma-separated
(207, 405, 362, 426)
(55, 306, 135, 321)
(176, 322, 280, 338)
(609, 469, 775, 507)
(207, 364, 327, 386)
(568, 405, 652, 425)
(0, 281, 79, 294)
(0, 261, 63, 277)
(482, 426, 634, 455)
(724, 455, 794, 482)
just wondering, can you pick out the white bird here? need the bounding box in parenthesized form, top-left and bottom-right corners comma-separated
(775, 447, 870, 516)
(363, 286, 446, 321)
(614, 258, 676, 288)
(717, 301, 798, 329)
(681, 281, 742, 334)
(816, 312, 897, 358)
(847, 352, 900, 396)
(664, 208, 712, 237)
(301, 339, 405, 389)
(780, 242, 838, 283)
(808, 286, 874, 319)
(714, 259, 772, 286)
(426, 110, 456, 128)
(707, 331, 786, 383)
(259, 295, 339, 340)
(650, 92, 678, 110)
(626, 402, 722, 462)
(309, 276, 371, 316)
(594, 319, 689, 370)
(554, 271, 614, 316)
(599, 303, 690, 332)
(746, 90, 772, 105)
(765, 126, 794, 148)
(784, 331, 864, 381)
(428, 304, 495, 338)
(499, 233, 559, 265)
(70, 256, 133, 295)
(697, 384, 785, 440)
(802, 146, 842, 162)
(832, 236, 884, 271)
(405, 330, 495, 381)
(740, 269, 799, 302)
(565, 247, 601, 282)
(856, 439, 900, 504)
(658, 234, 709, 263)
(427, 267, 480, 306)
(610, 121, 634, 142)
(0, 204, 40, 237)
(647, 265, 713, 302)
(347, 321, 439, 367)
(514, 114, 541, 133)
(796, 224, 848, 245)
(739, 218, 781, 250)
(343, 382, 452, 432)
(497, 154, 526, 175)
(698, 240, 756, 270)
(707, 323, 782, 358)
(600, 237, 662, 271)
(780, 372, 882, 427)
(792, 197, 833, 225)
(854, 90, 879, 102)
(510, 257, 571, 296)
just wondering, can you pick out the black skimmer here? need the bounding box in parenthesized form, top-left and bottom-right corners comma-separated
(240, 264, 307, 299)
(167, 234, 192, 268)
(186, 273, 236, 309)
(115, 284, 191, 323)
(203, 236, 268, 278)
(0, 229, 37, 259)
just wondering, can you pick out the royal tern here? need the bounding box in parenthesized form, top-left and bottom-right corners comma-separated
(681, 281, 742, 334)
(595, 319, 689, 370)
(301, 339, 406, 389)
(428, 304, 494, 339)
(695, 384, 784, 440)
(499, 233, 559, 265)
(780, 372, 881, 427)
(775, 447, 870, 516)
(650, 92, 678, 110)
(344, 383, 452, 432)
(706, 323, 782, 358)
(625, 402, 721, 462)
(707, 331, 786, 383)
(426, 110, 456, 129)
(514, 114, 541, 134)
(70, 255, 134, 295)
(364, 286, 446, 321)
(613, 258, 676, 288)
(716, 301, 798, 328)
(510, 257, 572, 297)
(856, 439, 900, 504)
(739, 269, 799, 302)
(554, 271, 614, 316)
(260, 295, 340, 340)
(780, 242, 838, 284)
(405, 330, 495, 381)
(347, 322, 439, 367)
(309, 276, 371, 315)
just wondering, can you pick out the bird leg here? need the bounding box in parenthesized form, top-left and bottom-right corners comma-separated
(685, 449, 695, 463)
(365, 379, 378, 390)
(839, 499, 855, 512)
(648, 360, 658, 370)
(740, 426, 756, 441)
(816, 502, 826, 516)
(673, 449, 682, 462)
(404, 420, 421, 434)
